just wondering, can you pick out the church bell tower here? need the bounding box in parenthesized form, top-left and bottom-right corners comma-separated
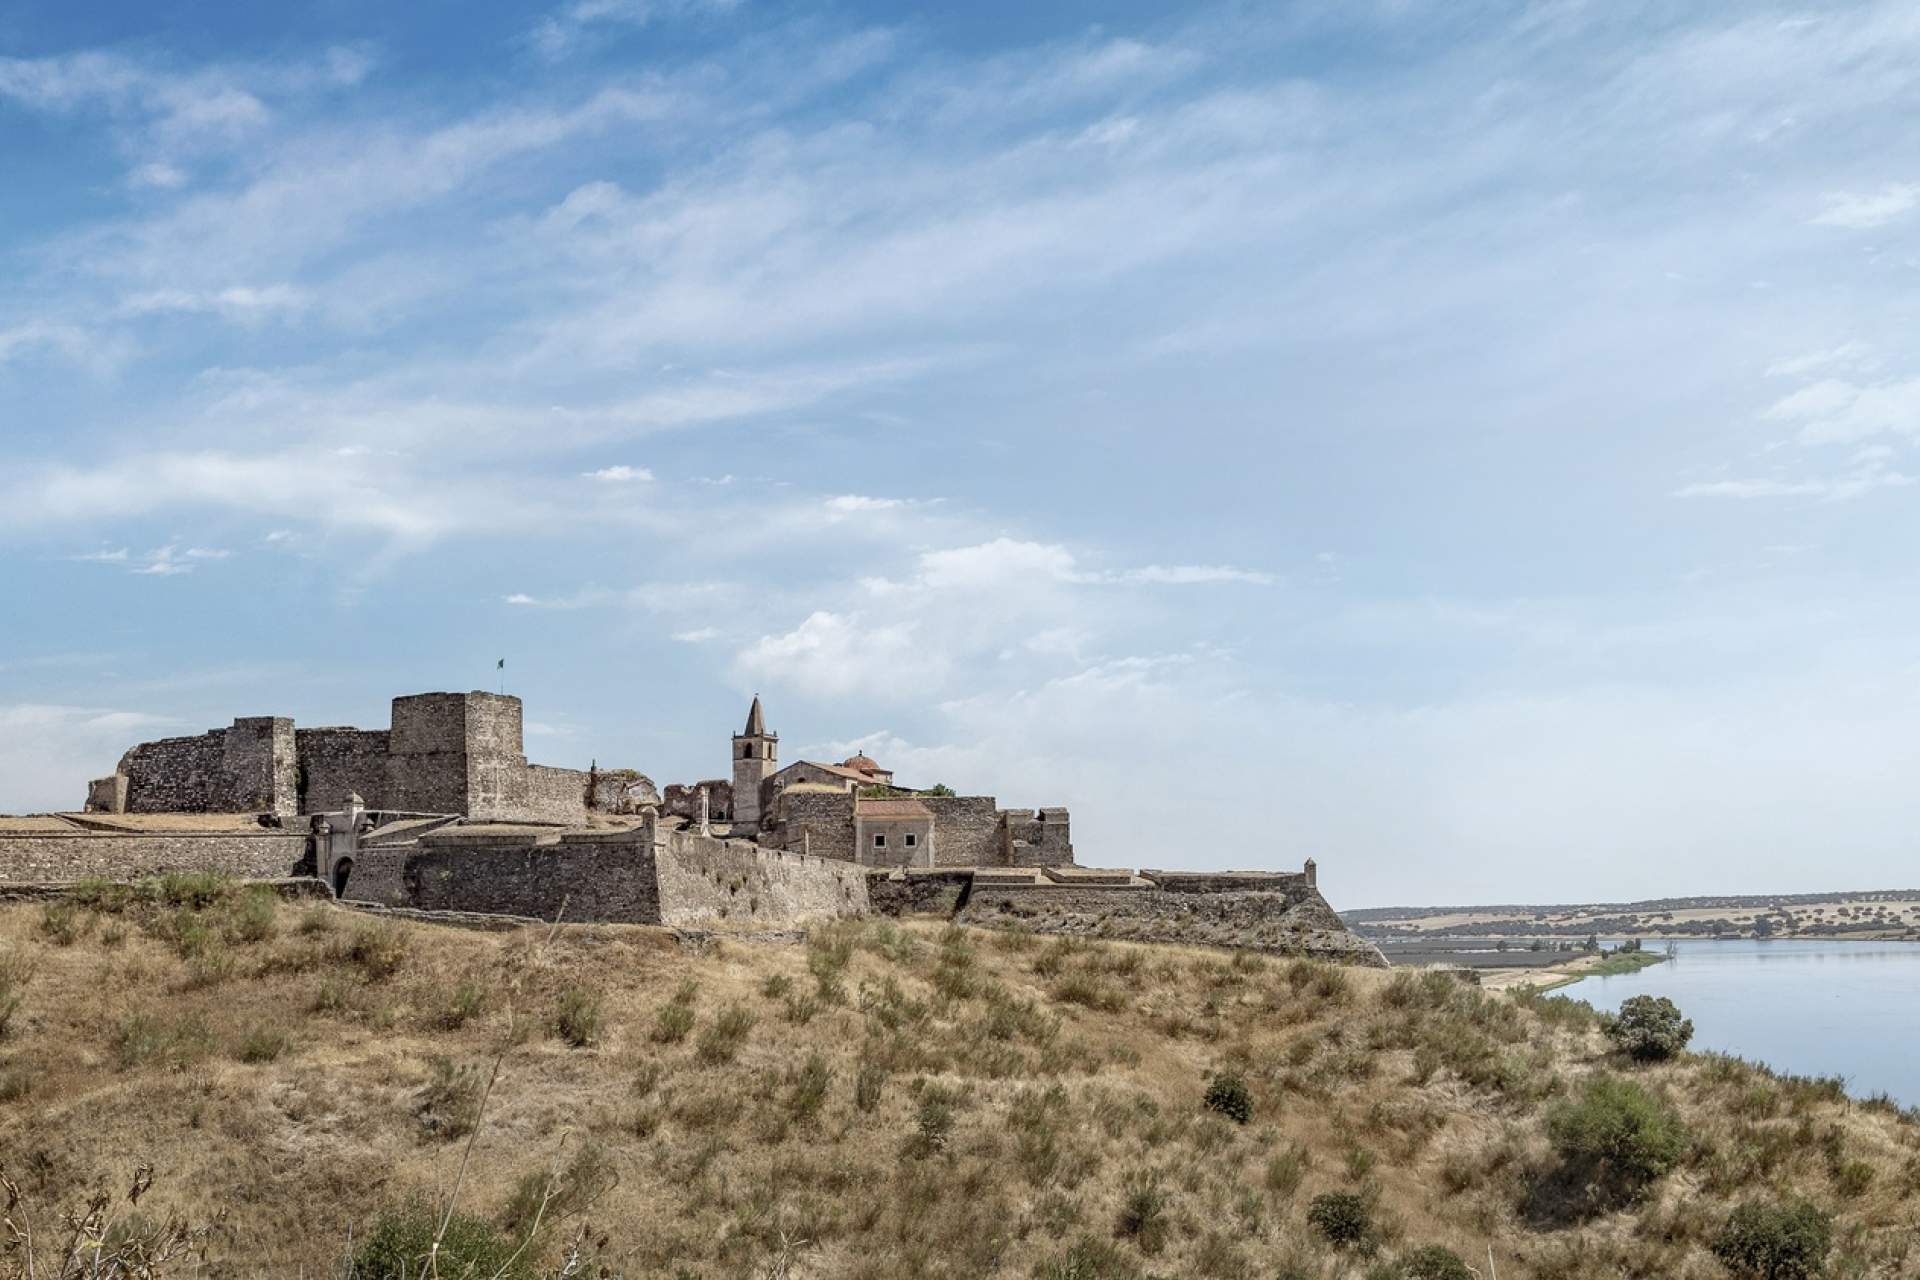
(731, 695, 778, 833)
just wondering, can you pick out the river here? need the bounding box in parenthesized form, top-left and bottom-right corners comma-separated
(1564, 938, 1920, 1105)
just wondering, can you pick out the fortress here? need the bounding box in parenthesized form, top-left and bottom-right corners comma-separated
(0, 689, 1378, 962)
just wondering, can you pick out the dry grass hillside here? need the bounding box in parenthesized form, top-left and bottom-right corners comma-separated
(1, 878, 1917, 1278)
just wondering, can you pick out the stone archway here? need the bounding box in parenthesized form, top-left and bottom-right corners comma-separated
(331, 857, 354, 898)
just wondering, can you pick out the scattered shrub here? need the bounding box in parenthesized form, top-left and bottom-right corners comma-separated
(439, 981, 486, 1030)
(1537, 1075, 1688, 1216)
(39, 902, 87, 946)
(499, 1140, 616, 1240)
(1830, 1159, 1873, 1198)
(223, 887, 278, 943)
(553, 986, 604, 1048)
(338, 921, 409, 981)
(351, 1199, 529, 1280)
(415, 1057, 486, 1139)
(1606, 995, 1694, 1062)
(235, 1025, 290, 1063)
(694, 1004, 755, 1064)
(109, 1011, 213, 1071)
(0, 951, 33, 1040)
(1307, 1190, 1374, 1250)
(855, 1061, 888, 1114)
(786, 1051, 834, 1122)
(1203, 1071, 1253, 1125)
(1034, 1236, 1145, 1280)
(1114, 1170, 1168, 1254)
(1400, 1244, 1475, 1280)
(652, 1001, 696, 1044)
(909, 1090, 957, 1157)
(1710, 1199, 1833, 1279)
(1264, 1144, 1309, 1199)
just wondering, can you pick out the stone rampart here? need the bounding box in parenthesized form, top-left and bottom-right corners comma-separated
(0, 832, 310, 883)
(522, 765, 591, 825)
(294, 727, 391, 812)
(656, 831, 869, 927)
(1000, 807, 1074, 866)
(866, 869, 974, 916)
(117, 719, 298, 816)
(390, 831, 660, 921)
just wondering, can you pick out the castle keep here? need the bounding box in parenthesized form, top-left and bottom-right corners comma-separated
(0, 689, 1378, 962)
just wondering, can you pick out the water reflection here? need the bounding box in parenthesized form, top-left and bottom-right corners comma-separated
(1564, 939, 1920, 1105)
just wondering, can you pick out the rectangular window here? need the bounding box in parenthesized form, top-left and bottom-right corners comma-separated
(904, 833, 917, 847)
(873, 834, 886, 848)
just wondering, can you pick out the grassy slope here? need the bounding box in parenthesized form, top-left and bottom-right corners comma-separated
(1, 890, 1917, 1278)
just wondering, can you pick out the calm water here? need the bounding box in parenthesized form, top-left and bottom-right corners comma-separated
(1564, 939, 1920, 1105)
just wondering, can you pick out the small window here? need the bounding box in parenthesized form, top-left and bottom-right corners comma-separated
(904, 833, 917, 847)
(873, 834, 887, 848)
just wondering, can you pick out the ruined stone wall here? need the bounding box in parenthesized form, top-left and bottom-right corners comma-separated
(957, 880, 1385, 966)
(866, 869, 973, 916)
(921, 796, 1000, 867)
(774, 790, 854, 861)
(655, 832, 869, 927)
(1000, 808, 1075, 867)
(396, 833, 661, 922)
(117, 719, 296, 815)
(664, 780, 733, 822)
(0, 833, 311, 883)
(295, 727, 392, 812)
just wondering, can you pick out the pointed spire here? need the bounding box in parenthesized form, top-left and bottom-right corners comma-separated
(743, 694, 766, 737)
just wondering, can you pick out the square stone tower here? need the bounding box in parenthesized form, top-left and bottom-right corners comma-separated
(731, 695, 778, 833)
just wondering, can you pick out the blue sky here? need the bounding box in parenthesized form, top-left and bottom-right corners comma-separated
(4, 0, 1920, 907)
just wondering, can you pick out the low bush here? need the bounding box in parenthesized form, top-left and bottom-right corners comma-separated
(439, 981, 486, 1030)
(652, 1001, 695, 1044)
(1203, 1071, 1253, 1125)
(1307, 1190, 1374, 1250)
(351, 1199, 529, 1280)
(1114, 1169, 1168, 1254)
(1034, 1236, 1145, 1280)
(0, 951, 33, 1039)
(1540, 1075, 1688, 1212)
(1709, 1199, 1833, 1279)
(786, 1051, 834, 1122)
(415, 1057, 486, 1139)
(694, 1004, 754, 1064)
(1605, 995, 1694, 1062)
(553, 986, 603, 1048)
(337, 921, 409, 981)
(1399, 1244, 1475, 1280)
(235, 1025, 290, 1063)
(110, 1011, 213, 1071)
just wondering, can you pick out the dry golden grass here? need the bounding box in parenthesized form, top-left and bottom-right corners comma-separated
(0, 888, 1915, 1278)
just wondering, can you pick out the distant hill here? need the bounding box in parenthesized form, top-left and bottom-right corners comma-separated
(1349, 889, 1920, 941)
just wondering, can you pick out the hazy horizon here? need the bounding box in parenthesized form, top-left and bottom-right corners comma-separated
(6, 1, 1920, 908)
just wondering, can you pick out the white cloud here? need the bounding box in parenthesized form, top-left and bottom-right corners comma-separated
(505, 593, 537, 605)
(528, 0, 743, 60)
(824, 494, 907, 514)
(1673, 467, 1914, 502)
(734, 610, 945, 699)
(119, 284, 309, 322)
(673, 626, 721, 643)
(1111, 564, 1273, 586)
(1762, 375, 1920, 446)
(0, 703, 179, 814)
(128, 161, 187, 189)
(1812, 182, 1920, 229)
(584, 464, 654, 482)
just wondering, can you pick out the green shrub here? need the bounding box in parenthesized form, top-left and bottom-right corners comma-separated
(553, 986, 603, 1048)
(109, 1011, 213, 1071)
(155, 871, 232, 910)
(351, 1199, 529, 1280)
(1203, 1071, 1253, 1125)
(1709, 1199, 1833, 1279)
(0, 951, 33, 1040)
(499, 1140, 615, 1240)
(1400, 1244, 1475, 1280)
(1115, 1169, 1168, 1254)
(415, 1057, 486, 1140)
(652, 1001, 695, 1044)
(1033, 1236, 1144, 1280)
(1830, 1159, 1873, 1198)
(439, 982, 486, 1030)
(909, 1091, 956, 1157)
(1605, 995, 1694, 1062)
(855, 1061, 887, 1114)
(222, 887, 278, 944)
(1545, 1075, 1688, 1200)
(786, 1051, 834, 1122)
(338, 921, 409, 981)
(1264, 1143, 1309, 1199)
(694, 1004, 754, 1064)
(235, 1025, 290, 1063)
(1307, 1190, 1374, 1250)
(39, 902, 87, 946)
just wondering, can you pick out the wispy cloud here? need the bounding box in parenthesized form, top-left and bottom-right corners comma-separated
(1812, 182, 1920, 229)
(584, 464, 654, 482)
(527, 0, 743, 61)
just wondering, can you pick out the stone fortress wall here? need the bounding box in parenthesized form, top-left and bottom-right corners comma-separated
(9, 688, 1372, 961)
(91, 692, 593, 826)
